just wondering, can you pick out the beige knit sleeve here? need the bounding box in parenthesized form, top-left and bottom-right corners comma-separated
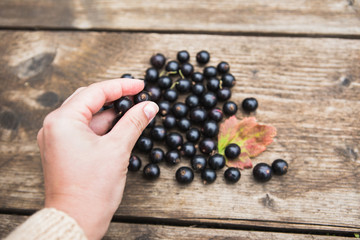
(4, 208, 87, 240)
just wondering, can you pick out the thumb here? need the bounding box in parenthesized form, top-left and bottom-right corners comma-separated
(107, 101, 158, 149)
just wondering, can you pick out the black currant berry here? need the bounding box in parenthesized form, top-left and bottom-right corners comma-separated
(201, 168, 217, 184)
(272, 159, 288, 175)
(253, 163, 272, 182)
(150, 125, 167, 141)
(208, 108, 223, 122)
(202, 120, 219, 138)
(136, 136, 153, 153)
(150, 53, 166, 69)
(203, 66, 217, 79)
(145, 68, 159, 83)
(189, 107, 207, 123)
(180, 63, 194, 77)
(199, 138, 217, 155)
(165, 132, 183, 150)
(224, 167, 241, 183)
(134, 91, 150, 104)
(146, 117, 156, 129)
(176, 166, 194, 184)
(185, 95, 200, 108)
(217, 61, 230, 74)
(196, 50, 210, 64)
(177, 118, 191, 132)
(121, 73, 134, 79)
(207, 77, 220, 92)
(223, 101, 238, 116)
(192, 83, 206, 96)
(114, 96, 133, 116)
(146, 86, 162, 102)
(186, 128, 201, 143)
(201, 92, 217, 109)
(165, 60, 179, 74)
(143, 163, 160, 180)
(165, 150, 181, 165)
(162, 115, 177, 129)
(225, 143, 241, 159)
(149, 148, 165, 164)
(172, 102, 189, 119)
(217, 87, 231, 101)
(158, 101, 171, 116)
(221, 73, 235, 88)
(208, 153, 226, 170)
(191, 155, 207, 172)
(175, 78, 192, 93)
(163, 89, 178, 102)
(191, 72, 204, 83)
(128, 155, 142, 171)
(242, 97, 258, 113)
(177, 50, 190, 63)
(158, 76, 172, 89)
(181, 142, 196, 158)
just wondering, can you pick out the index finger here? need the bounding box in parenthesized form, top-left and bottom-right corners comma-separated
(61, 79, 144, 123)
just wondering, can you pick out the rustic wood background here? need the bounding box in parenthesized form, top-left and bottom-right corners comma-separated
(0, 1, 359, 239)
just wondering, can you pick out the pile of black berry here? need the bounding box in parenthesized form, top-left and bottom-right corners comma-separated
(112, 50, 287, 184)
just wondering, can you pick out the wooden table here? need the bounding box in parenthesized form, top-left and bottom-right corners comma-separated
(0, 1, 359, 239)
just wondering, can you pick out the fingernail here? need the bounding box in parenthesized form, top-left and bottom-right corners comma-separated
(143, 102, 159, 120)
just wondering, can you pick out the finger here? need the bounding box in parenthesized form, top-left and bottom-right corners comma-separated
(89, 108, 117, 135)
(61, 87, 86, 106)
(107, 101, 158, 149)
(61, 79, 144, 124)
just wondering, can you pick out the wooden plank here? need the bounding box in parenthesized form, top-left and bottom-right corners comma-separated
(0, 0, 360, 36)
(0, 31, 359, 233)
(0, 214, 355, 239)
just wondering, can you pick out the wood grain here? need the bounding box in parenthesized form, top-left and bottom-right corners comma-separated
(0, 0, 360, 36)
(0, 31, 359, 233)
(0, 214, 355, 239)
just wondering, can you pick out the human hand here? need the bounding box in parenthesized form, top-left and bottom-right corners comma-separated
(36, 79, 158, 240)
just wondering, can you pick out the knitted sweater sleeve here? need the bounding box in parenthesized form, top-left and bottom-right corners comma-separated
(4, 208, 87, 240)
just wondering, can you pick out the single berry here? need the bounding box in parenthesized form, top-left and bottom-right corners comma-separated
(143, 163, 160, 180)
(158, 76, 172, 89)
(146, 117, 156, 129)
(207, 78, 220, 92)
(201, 168, 217, 184)
(191, 155, 207, 172)
(208, 154, 226, 170)
(176, 166, 194, 184)
(128, 155, 142, 171)
(121, 73, 134, 79)
(165, 150, 181, 165)
(191, 72, 204, 83)
(158, 101, 171, 116)
(185, 95, 200, 108)
(242, 97, 258, 113)
(224, 167, 241, 183)
(221, 73, 235, 88)
(186, 128, 201, 143)
(150, 53, 166, 69)
(201, 92, 217, 109)
(145, 67, 159, 83)
(223, 101, 238, 116)
(225, 143, 241, 159)
(177, 50, 190, 63)
(272, 159, 288, 175)
(177, 118, 191, 132)
(203, 66, 217, 79)
(171, 102, 189, 119)
(150, 125, 167, 141)
(134, 91, 150, 104)
(253, 163, 272, 182)
(192, 83, 206, 96)
(175, 78, 192, 93)
(199, 138, 217, 155)
(165, 132, 183, 150)
(146, 86, 161, 102)
(202, 120, 219, 138)
(196, 50, 210, 64)
(136, 136, 153, 153)
(208, 108, 223, 122)
(181, 142, 197, 158)
(189, 107, 207, 123)
(162, 114, 177, 129)
(180, 63, 194, 77)
(217, 87, 231, 101)
(165, 60, 179, 74)
(217, 61, 230, 74)
(114, 96, 133, 116)
(163, 89, 178, 102)
(149, 148, 165, 164)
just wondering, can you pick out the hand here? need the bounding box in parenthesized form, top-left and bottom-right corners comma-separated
(36, 79, 158, 240)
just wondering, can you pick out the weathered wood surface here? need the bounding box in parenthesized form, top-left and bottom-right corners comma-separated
(0, 31, 359, 234)
(0, 214, 356, 239)
(0, 0, 360, 36)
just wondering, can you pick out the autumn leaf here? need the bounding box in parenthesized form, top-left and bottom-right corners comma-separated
(218, 116, 276, 169)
